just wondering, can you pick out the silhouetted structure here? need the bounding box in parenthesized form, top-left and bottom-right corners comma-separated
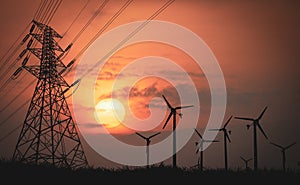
(12, 21, 88, 169)
(162, 95, 193, 168)
(240, 156, 252, 170)
(210, 116, 232, 170)
(194, 128, 219, 171)
(270, 141, 296, 171)
(136, 132, 161, 168)
(235, 106, 268, 171)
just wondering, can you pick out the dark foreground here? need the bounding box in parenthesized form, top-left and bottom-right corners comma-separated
(1, 159, 299, 183)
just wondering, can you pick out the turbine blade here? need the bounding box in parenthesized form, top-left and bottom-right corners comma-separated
(240, 156, 246, 162)
(270, 142, 283, 149)
(135, 132, 147, 140)
(162, 112, 173, 129)
(162, 95, 172, 109)
(258, 106, 268, 120)
(205, 140, 219, 142)
(257, 122, 268, 139)
(225, 131, 231, 143)
(234, 117, 254, 121)
(175, 105, 193, 110)
(149, 132, 161, 139)
(285, 142, 296, 150)
(194, 128, 202, 139)
(224, 116, 233, 128)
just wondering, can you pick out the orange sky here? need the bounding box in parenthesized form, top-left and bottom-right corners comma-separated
(0, 0, 299, 170)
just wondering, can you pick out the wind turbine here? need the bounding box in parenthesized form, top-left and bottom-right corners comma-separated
(136, 132, 161, 168)
(161, 94, 193, 168)
(209, 116, 233, 170)
(270, 141, 296, 171)
(194, 128, 219, 171)
(240, 156, 253, 170)
(234, 106, 268, 171)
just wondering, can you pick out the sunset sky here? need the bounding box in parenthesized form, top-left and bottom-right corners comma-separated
(0, 0, 299, 170)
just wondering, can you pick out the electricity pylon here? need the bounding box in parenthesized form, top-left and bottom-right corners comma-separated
(12, 20, 88, 169)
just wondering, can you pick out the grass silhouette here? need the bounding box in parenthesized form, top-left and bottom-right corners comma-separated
(0, 158, 299, 183)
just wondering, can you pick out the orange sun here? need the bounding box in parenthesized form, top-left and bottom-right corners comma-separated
(94, 98, 125, 128)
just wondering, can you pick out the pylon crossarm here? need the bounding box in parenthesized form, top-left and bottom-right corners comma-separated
(28, 48, 42, 59)
(62, 79, 80, 94)
(30, 33, 43, 44)
(56, 75, 70, 88)
(58, 59, 75, 75)
(32, 20, 46, 31)
(23, 65, 40, 78)
(52, 41, 63, 52)
(33, 20, 62, 39)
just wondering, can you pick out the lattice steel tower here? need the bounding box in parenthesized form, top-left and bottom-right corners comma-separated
(12, 20, 88, 169)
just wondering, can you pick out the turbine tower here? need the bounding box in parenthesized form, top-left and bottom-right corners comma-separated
(194, 128, 219, 171)
(234, 106, 268, 171)
(270, 141, 296, 171)
(12, 21, 88, 169)
(135, 132, 161, 168)
(209, 116, 232, 170)
(161, 95, 193, 168)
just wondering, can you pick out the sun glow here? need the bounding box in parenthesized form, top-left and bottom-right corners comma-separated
(94, 98, 125, 128)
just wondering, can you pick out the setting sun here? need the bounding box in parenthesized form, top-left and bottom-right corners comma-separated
(94, 98, 125, 128)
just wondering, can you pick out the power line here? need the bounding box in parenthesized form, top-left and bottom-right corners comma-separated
(0, 0, 105, 100)
(0, 0, 109, 95)
(45, 0, 62, 24)
(0, 0, 61, 84)
(38, 0, 55, 24)
(72, 0, 133, 61)
(0, 0, 65, 131)
(0, 0, 94, 107)
(0, 99, 30, 128)
(33, 0, 43, 20)
(0, 124, 22, 144)
(0, 79, 34, 114)
(62, 0, 91, 37)
(0, 0, 174, 143)
(79, 0, 175, 80)
(0, 0, 45, 70)
(0, 24, 31, 76)
(62, 0, 134, 92)
(34, 0, 48, 20)
(0, 0, 62, 86)
(71, 0, 109, 44)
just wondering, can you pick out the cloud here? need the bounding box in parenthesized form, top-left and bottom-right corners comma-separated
(110, 55, 137, 61)
(77, 123, 103, 128)
(188, 72, 206, 79)
(129, 82, 160, 97)
(97, 71, 117, 81)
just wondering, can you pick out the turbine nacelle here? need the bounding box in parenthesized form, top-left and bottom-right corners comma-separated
(235, 106, 268, 139)
(177, 112, 183, 118)
(208, 116, 232, 142)
(194, 128, 219, 153)
(161, 95, 193, 129)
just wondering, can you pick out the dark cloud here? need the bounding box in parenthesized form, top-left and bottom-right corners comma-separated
(129, 82, 160, 97)
(97, 71, 116, 81)
(77, 123, 103, 128)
